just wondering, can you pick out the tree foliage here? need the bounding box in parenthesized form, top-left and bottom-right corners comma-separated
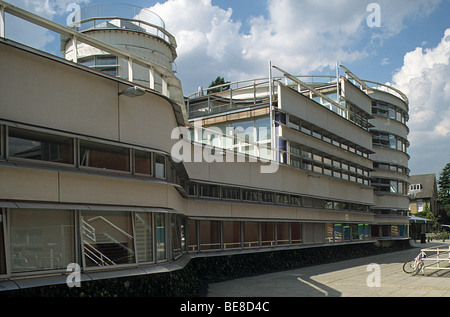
(208, 76, 230, 93)
(438, 162, 450, 207)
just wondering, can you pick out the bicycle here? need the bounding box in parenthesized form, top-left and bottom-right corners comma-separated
(403, 252, 427, 276)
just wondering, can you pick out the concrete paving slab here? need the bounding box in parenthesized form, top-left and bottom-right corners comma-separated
(206, 241, 450, 297)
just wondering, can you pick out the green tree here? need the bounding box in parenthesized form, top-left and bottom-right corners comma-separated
(208, 76, 230, 94)
(438, 162, 450, 207)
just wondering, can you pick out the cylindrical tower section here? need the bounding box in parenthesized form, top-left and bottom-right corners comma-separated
(368, 87, 410, 236)
(62, 3, 177, 92)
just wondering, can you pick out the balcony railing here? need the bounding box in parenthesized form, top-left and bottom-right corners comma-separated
(70, 3, 170, 43)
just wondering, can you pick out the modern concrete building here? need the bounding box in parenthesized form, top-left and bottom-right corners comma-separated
(0, 2, 410, 291)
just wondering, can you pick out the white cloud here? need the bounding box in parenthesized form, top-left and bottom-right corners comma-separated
(392, 28, 450, 174)
(5, 0, 90, 50)
(148, 0, 440, 93)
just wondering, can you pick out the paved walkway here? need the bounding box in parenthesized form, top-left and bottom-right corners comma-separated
(206, 241, 450, 297)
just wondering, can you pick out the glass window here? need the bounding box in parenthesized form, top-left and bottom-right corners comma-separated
(154, 154, 166, 178)
(96, 56, 117, 66)
(302, 197, 313, 207)
(155, 213, 166, 261)
(261, 222, 275, 247)
(276, 193, 290, 205)
(8, 127, 74, 164)
(290, 195, 302, 206)
(80, 140, 129, 172)
(302, 149, 312, 160)
(302, 161, 312, 171)
(326, 224, 334, 242)
(276, 223, 290, 245)
(135, 150, 152, 175)
(417, 199, 424, 212)
(187, 182, 198, 197)
(288, 117, 300, 130)
(301, 124, 311, 135)
(256, 117, 271, 142)
(223, 221, 241, 249)
(390, 180, 398, 193)
(243, 222, 259, 248)
(343, 225, 350, 241)
(334, 224, 342, 242)
(171, 215, 183, 258)
(291, 223, 302, 244)
(0, 211, 5, 275)
(199, 220, 221, 251)
(222, 187, 240, 200)
(188, 219, 198, 252)
(80, 57, 95, 67)
(10, 209, 75, 273)
(134, 212, 153, 263)
(81, 210, 135, 266)
(261, 191, 274, 203)
(242, 189, 259, 202)
(199, 184, 220, 198)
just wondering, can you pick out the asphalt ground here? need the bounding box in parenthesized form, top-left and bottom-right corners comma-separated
(206, 240, 450, 297)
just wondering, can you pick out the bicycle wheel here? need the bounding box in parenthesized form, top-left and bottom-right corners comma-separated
(412, 261, 424, 276)
(403, 261, 414, 274)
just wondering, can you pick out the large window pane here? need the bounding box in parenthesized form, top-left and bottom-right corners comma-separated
(261, 222, 275, 247)
(134, 212, 153, 263)
(0, 211, 6, 275)
(81, 211, 135, 267)
(80, 140, 129, 172)
(291, 223, 302, 244)
(10, 209, 75, 273)
(326, 223, 334, 242)
(155, 213, 166, 261)
(223, 221, 241, 249)
(334, 224, 343, 242)
(276, 223, 290, 245)
(243, 222, 259, 248)
(199, 220, 221, 251)
(171, 215, 183, 258)
(188, 219, 198, 252)
(155, 154, 166, 179)
(8, 127, 74, 164)
(135, 150, 152, 175)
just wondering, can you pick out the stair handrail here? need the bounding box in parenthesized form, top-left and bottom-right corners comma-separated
(86, 216, 134, 240)
(83, 240, 116, 266)
(82, 219, 96, 242)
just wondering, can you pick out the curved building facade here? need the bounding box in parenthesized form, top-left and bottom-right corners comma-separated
(368, 88, 410, 238)
(0, 1, 410, 291)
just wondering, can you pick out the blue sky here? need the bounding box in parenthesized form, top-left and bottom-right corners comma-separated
(4, 0, 450, 177)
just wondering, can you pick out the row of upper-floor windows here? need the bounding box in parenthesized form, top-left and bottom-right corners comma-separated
(372, 101, 409, 125)
(373, 162, 410, 177)
(0, 125, 183, 184)
(372, 178, 408, 195)
(186, 181, 372, 213)
(79, 55, 118, 76)
(282, 111, 372, 159)
(287, 141, 371, 186)
(371, 130, 409, 154)
(305, 89, 372, 131)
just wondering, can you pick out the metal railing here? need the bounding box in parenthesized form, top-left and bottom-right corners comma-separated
(71, 3, 171, 44)
(0, 0, 187, 123)
(419, 245, 450, 275)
